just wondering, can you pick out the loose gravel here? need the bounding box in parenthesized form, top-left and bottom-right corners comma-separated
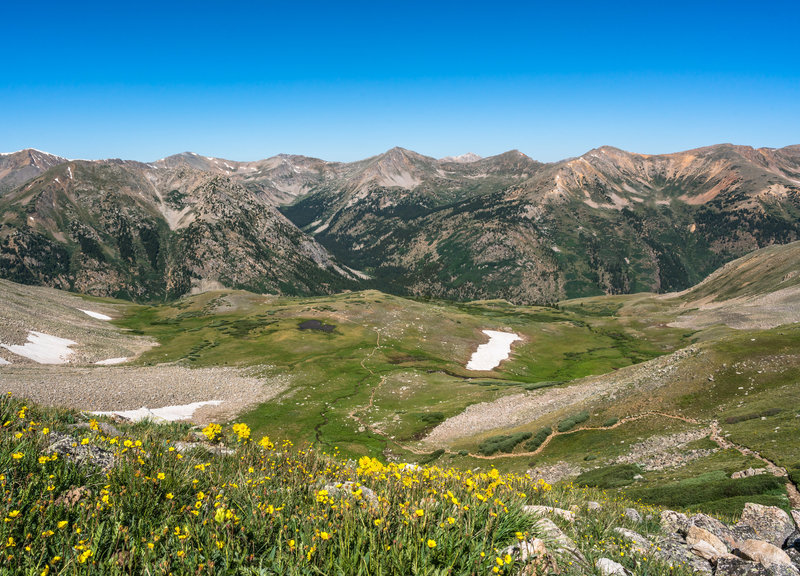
(0, 364, 288, 425)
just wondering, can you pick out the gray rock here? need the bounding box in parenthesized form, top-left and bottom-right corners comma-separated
(500, 537, 548, 562)
(587, 501, 603, 511)
(785, 548, 800, 568)
(737, 504, 797, 548)
(522, 504, 576, 522)
(661, 509, 690, 535)
(686, 525, 729, 559)
(792, 511, 800, 530)
(691, 539, 726, 561)
(322, 481, 378, 506)
(735, 539, 795, 568)
(533, 517, 587, 567)
(691, 513, 740, 549)
(173, 441, 234, 456)
(596, 557, 629, 576)
(716, 555, 778, 576)
(654, 535, 713, 574)
(46, 431, 114, 471)
(613, 527, 651, 553)
(69, 421, 122, 437)
(624, 507, 642, 523)
(732, 468, 769, 479)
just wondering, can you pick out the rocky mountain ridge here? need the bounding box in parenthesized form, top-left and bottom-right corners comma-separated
(0, 157, 358, 300)
(1, 143, 799, 303)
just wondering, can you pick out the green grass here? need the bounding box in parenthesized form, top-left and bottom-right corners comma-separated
(625, 471, 789, 516)
(111, 288, 689, 459)
(0, 395, 699, 576)
(576, 464, 642, 489)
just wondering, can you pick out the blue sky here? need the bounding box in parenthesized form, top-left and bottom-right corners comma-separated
(2, 1, 798, 162)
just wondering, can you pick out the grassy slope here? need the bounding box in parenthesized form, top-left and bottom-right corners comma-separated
(0, 394, 698, 576)
(116, 290, 686, 459)
(108, 251, 800, 515)
(6, 242, 798, 518)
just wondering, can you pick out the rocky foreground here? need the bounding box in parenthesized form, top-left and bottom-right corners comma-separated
(501, 500, 800, 576)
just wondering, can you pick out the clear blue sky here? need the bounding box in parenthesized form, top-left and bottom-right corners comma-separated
(2, 0, 798, 162)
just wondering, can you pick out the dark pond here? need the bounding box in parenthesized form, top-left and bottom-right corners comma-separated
(297, 319, 336, 333)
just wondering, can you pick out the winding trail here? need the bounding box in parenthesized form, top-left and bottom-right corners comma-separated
(465, 411, 701, 460)
(331, 317, 800, 505)
(709, 420, 800, 507)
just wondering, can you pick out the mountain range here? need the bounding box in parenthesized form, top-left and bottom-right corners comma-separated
(1, 144, 798, 302)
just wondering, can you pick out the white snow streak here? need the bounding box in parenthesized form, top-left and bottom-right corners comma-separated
(466, 330, 522, 371)
(91, 401, 223, 422)
(95, 357, 129, 365)
(79, 309, 112, 321)
(0, 331, 77, 364)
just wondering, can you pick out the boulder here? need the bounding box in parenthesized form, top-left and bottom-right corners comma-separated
(613, 527, 651, 553)
(692, 539, 726, 561)
(173, 441, 234, 456)
(624, 507, 642, 523)
(691, 513, 741, 549)
(792, 511, 800, 530)
(737, 504, 796, 548)
(661, 509, 690, 535)
(46, 432, 114, 471)
(522, 504, 575, 522)
(735, 539, 795, 568)
(587, 501, 603, 511)
(69, 421, 122, 437)
(655, 534, 713, 574)
(687, 525, 729, 559)
(500, 537, 553, 565)
(322, 481, 378, 506)
(732, 468, 769, 479)
(785, 548, 800, 567)
(716, 555, 786, 576)
(533, 517, 587, 567)
(596, 557, 629, 576)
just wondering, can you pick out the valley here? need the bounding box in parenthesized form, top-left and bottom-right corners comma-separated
(1, 240, 799, 516)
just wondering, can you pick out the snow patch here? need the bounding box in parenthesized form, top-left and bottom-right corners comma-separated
(1, 331, 76, 364)
(67, 166, 73, 179)
(466, 330, 522, 371)
(0, 357, 10, 365)
(80, 309, 112, 321)
(551, 246, 561, 253)
(91, 401, 223, 423)
(95, 357, 128, 365)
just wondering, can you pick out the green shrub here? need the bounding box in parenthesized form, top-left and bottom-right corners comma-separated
(523, 427, 551, 452)
(417, 412, 446, 426)
(418, 448, 445, 465)
(724, 408, 781, 424)
(602, 417, 619, 427)
(576, 464, 641, 489)
(557, 411, 590, 433)
(478, 432, 532, 456)
(626, 471, 787, 512)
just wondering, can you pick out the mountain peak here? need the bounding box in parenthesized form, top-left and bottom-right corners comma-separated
(440, 152, 482, 164)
